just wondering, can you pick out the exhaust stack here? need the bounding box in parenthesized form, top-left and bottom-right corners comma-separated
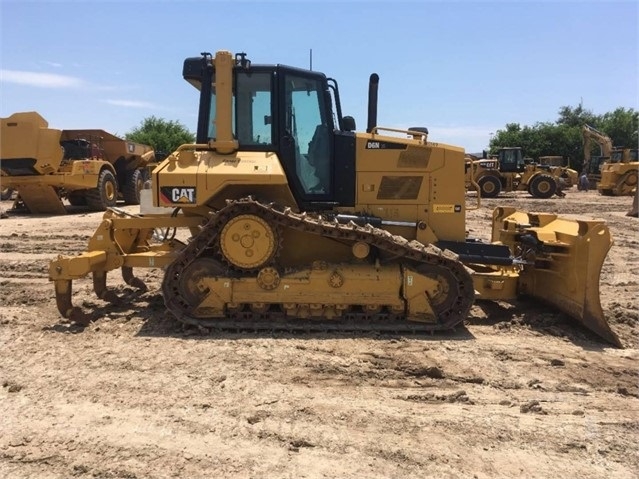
(367, 73, 379, 133)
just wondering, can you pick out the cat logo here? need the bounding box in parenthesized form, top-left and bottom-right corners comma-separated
(160, 186, 196, 204)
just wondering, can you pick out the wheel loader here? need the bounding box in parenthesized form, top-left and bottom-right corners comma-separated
(465, 148, 566, 199)
(0, 112, 156, 214)
(538, 156, 578, 188)
(49, 50, 620, 346)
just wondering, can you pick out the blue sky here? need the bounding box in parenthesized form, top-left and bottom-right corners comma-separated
(1, 0, 637, 152)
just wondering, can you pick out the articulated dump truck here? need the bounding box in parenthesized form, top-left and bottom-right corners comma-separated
(49, 51, 620, 346)
(0, 112, 156, 214)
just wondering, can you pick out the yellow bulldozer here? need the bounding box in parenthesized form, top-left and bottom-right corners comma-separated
(48, 50, 620, 346)
(0, 112, 156, 214)
(465, 148, 568, 198)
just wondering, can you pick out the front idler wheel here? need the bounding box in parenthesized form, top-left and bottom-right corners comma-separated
(177, 257, 225, 308)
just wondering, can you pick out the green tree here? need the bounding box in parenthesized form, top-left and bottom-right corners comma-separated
(597, 107, 638, 148)
(489, 104, 638, 172)
(125, 116, 195, 154)
(556, 103, 598, 128)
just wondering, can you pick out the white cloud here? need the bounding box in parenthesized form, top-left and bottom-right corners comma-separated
(43, 61, 63, 68)
(102, 99, 157, 108)
(0, 69, 84, 88)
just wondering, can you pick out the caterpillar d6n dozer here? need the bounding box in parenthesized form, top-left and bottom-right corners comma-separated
(0, 112, 156, 214)
(49, 51, 620, 346)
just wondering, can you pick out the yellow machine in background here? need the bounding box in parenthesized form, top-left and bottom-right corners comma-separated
(0, 112, 156, 214)
(597, 148, 638, 196)
(582, 124, 613, 188)
(581, 125, 637, 195)
(538, 156, 578, 188)
(465, 148, 568, 198)
(49, 50, 619, 346)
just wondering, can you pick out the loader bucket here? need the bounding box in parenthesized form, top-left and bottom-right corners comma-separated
(492, 207, 620, 347)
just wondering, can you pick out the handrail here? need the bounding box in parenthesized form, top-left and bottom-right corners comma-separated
(370, 126, 428, 142)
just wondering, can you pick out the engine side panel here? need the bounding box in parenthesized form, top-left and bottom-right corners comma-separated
(354, 134, 466, 242)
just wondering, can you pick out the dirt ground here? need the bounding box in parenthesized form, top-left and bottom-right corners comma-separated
(0, 189, 637, 479)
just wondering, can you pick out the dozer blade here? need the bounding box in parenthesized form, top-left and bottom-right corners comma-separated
(16, 185, 67, 215)
(492, 207, 620, 347)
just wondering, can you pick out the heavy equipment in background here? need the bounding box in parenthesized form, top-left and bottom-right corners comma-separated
(597, 147, 638, 196)
(538, 156, 578, 188)
(582, 124, 613, 189)
(0, 112, 156, 214)
(49, 50, 619, 346)
(465, 148, 568, 198)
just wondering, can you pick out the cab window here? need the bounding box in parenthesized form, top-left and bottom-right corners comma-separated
(207, 71, 274, 148)
(284, 74, 331, 194)
(236, 72, 273, 146)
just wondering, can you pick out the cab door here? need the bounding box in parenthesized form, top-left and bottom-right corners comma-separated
(277, 69, 334, 210)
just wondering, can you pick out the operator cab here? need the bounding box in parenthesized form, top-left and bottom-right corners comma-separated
(183, 52, 356, 211)
(498, 147, 526, 173)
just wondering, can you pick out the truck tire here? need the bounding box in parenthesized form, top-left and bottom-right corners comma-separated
(478, 175, 501, 198)
(86, 169, 118, 211)
(122, 169, 144, 205)
(529, 174, 557, 199)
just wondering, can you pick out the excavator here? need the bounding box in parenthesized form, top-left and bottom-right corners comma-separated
(49, 50, 620, 346)
(582, 124, 613, 189)
(582, 125, 638, 196)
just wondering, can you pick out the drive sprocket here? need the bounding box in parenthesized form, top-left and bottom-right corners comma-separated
(219, 214, 278, 270)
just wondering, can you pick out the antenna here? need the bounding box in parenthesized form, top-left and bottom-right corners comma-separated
(310, 48, 313, 71)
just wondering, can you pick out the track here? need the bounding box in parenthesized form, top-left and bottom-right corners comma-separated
(161, 197, 474, 332)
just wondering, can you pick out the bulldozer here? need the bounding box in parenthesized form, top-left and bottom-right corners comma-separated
(465, 148, 567, 198)
(0, 112, 156, 214)
(48, 50, 620, 346)
(597, 147, 638, 196)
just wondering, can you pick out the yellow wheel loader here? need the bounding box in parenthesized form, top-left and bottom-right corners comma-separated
(0, 112, 156, 214)
(465, 148, 566, 199)
(49, 51, 619, 346)
(538, 156, 578, 188)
